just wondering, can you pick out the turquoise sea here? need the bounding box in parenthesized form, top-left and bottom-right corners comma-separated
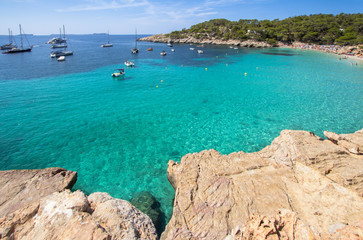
(0, 35, 362, 226)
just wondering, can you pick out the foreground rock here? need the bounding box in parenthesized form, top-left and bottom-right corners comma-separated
(0, 190, 157, 240)
(0, 167, 77, 218)
(162, 129, 363, 239)
(139, 34, 271, 48)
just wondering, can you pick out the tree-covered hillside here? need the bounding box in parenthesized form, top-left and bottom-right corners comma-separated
(168, 13, 363, 45)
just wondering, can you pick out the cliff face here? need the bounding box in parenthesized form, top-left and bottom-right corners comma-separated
(138, 34, 271, 48)
(162, 129, 363, 239)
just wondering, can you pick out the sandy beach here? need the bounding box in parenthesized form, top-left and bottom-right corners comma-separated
(279, 42, 363, 63)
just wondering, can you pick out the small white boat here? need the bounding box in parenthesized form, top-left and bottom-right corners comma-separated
(197, 50, 203, 54)
(190, 48, 195, 50)
(112, 68, 125, 77)
(160, 51, 166, 56)
(124, 60, 135, 67)
(234, 47, 238, 49)
(167, 43, 173, 47)
(57, 56, 65, 61)
(229, 46, 233, 48)
(171, 49, 175, 52)
(101, 43, 113, 48)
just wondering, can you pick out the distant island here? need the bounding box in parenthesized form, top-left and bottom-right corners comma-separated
(140, 13, 362, 47)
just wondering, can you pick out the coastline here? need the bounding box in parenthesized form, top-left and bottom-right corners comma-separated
(139, 34, 363, 61)
(278, 42, 363, 63)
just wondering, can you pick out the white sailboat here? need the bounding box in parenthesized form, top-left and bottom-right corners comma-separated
(101, 31, 113, 47)
(131, 29, 138, 54)
(0, 28, 17, 50)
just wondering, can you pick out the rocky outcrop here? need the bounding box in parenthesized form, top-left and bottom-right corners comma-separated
(0, 190, 158, 240)
(138, 34, 271, 48)
(161, 129, 363, 240)
(0, 167, 77, 218)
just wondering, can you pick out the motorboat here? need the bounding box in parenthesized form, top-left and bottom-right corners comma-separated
(57, 56, 65, 61)
(167, 43, 173, 47)
(147, 47, 153, 51)
(124, 60, 135, 67)
(234, 47, 238, 49)
(112, 69, 125, 77)
(50, 50, 73, 58)
(197, 50, 203, 54)
(47, 37, 66, 44)
(171, 49, 175, 52)
(190, 48, 195, 50)
(160, 51, 166, 56)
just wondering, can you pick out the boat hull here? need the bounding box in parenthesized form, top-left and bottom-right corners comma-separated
(2, 48, 32, 54)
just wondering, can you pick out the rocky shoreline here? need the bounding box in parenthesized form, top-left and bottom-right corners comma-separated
(1, 128, 362, 239)
(138, 34, 272, 48)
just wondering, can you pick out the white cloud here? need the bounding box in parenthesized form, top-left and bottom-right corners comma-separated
(57, 0, 149, 12)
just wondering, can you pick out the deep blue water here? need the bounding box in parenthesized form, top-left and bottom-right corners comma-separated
(0, 34, 362, 224)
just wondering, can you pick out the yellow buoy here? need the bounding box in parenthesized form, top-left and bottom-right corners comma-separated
(161, 80, 163, 83)
(205, 68, 208, 71)
(226, 64, 228, 66)
(156, 85, 158, 88)
(244, 73, 247, 76)
(165, 67, 167, 69)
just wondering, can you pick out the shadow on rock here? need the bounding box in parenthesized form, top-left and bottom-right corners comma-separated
(130, 191, 166, 236)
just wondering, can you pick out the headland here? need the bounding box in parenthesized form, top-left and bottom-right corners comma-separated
(1, 128, 362, 239)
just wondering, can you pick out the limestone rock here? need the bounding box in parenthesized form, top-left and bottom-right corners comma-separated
(89, 192, 158, 240)
(225, 209, 314, 240)
(325, 129, 363, 154)
(0, 190, 109, 240)
(0, 190, 158, 240)
(0, 167, 77, 218)
(161, 129, 363, 240)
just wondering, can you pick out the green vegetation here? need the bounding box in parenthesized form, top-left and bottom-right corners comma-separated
(167, 13, 363, 45)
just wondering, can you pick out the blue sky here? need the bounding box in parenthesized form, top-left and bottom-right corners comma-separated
(0, 0, 362, 35)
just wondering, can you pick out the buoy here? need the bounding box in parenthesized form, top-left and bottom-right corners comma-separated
(181, 64, 183, 67)
(156, 85, 158, 88)
(244, 73, 247, 76)
(205, 68, 207, 71)
(165, 67, 167, 69)
(161, 80, 163, 83)
(226, 64, 228, 66)
(256, 67, 258, 70)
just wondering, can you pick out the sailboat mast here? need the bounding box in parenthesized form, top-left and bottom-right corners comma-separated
(19, 24, 23, 49)
(63, 25, 66, 40)
(8, 28, 11, 43)
(135, 28, 137, 49)
(108, 31, 110, 44)
(59, 28, 62, 38)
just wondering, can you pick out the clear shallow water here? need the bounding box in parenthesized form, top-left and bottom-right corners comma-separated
(0, 35, 362, 224)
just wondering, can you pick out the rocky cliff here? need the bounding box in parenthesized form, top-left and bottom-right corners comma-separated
(138, 34, 271, 48)
(0, 129, 362, 240)
(0, 168, 158, 240)
(162, 129, 363, 239)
